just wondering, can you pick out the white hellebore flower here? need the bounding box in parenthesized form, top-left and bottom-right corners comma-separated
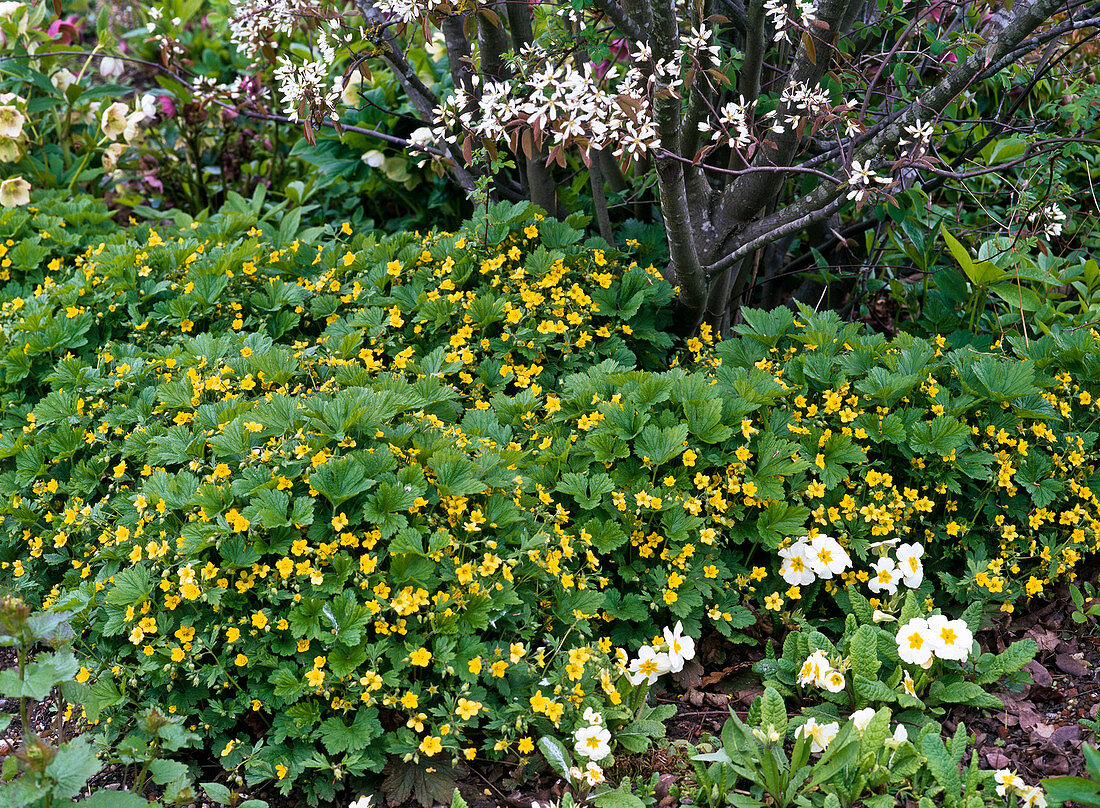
(895, 617, 934, 668)
(796, 718, 839, 754)
(805, 534, 851, 579)
(867, 557, 900, 595)
(779, 538, 816, 586)
(627, 644, 670, 686)
(362, 150, 385, 168)
(849, 707, 876, 734)
(349, 797, 373, 808)
(51, 68, 78, 94)
(101, 102, 130, 140)
(926, 615, 973, 662)
(895, 542, 924, 588)
(573, 723, 612, 761)
(0, 175, 30, 208)
(663, 621, 696, 673)
(0, 104, 24, 139)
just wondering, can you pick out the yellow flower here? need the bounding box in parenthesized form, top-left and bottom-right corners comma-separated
(764, 593, 784, 611)
(490, 660, 508, 677)
(235, 654, 248, 667)
(468, 657, 482, 675)
(456, 698, 482, 720)
(401, 692, 419, 709)
(682, 449, 697, 467)
(419, 735, 443, 756)
(226, 627, 241, 642)
(518, 737, 535, 754)
(306, 669, 325, 687)
(410, 648, 432, 667)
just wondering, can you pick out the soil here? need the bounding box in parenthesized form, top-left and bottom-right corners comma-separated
(3, 588, 1098, 808)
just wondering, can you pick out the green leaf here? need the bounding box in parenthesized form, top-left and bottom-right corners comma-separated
(451, 788, 470, 808)
(592, 787, 645, 808)
(976, 639, 1038, 685)
(1041, 776, 1100, 808)
(203, 782, 234, 804)
(849, 626, 882, 682)
(538, 736, 573, 782)
(941, 224, 1004, 286)
(46, 737, 102, 799)
(759, 687, 787, 738)
(634, 423, 689, 466)
(318, 708, 383, 754)
(78, 792, 153, 808)
(929, 680, 1003, 710)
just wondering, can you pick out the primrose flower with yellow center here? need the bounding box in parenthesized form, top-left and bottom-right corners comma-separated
(895, 617, 934, 667)
(867, 557, 899, 595)
(895, 542, 924, 587)
(662, 621, 697, 673)
(795, 717, 839, 754)
(926, 614, 973, 662)
(779, 538, 816, 586)
(573, 723, 611, 761)
(627, 644, 670, 686)
(805, 534, 850, 579)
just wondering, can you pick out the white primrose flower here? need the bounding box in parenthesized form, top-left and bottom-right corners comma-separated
(895, 617, 934, 668)
(867, 557, 900, 595)
(872, 609, 897, 623)
(994, 770, 1028, 797)
(901, 670, 916, 696)
(573, 723, 612, 761)
(1022, 786, 1047, 808)
(849, 707, 876, 734)
(895, 542, 924, 588)
(627, 645, 670, 686)
(796, 650, 832, 688)
(926, 615, 973, 662)
(796, 718, 839, 754)
(349, 797, 373, 808)
(663, 621, 696, 673)
(583, 707, 603, 726)
(584, 762, 605, 786)
(805, 534, 851, 579)
(779, 538, 816, 586)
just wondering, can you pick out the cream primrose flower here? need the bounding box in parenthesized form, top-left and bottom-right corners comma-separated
(895, 617, 934, 668)
(627, 644, 670, 686)
(349, 797, 374, 808)
(1021, 786, 1047, 808)
(994, 770, 1028, 797)
(872, 609, 897, 623)
(821, 668, 846, 693)
(795, 718, 839, 754)
(850, 707, 876, 734)
(796, 650, 832, 688)
(890, 724, 907, 744)
(779, 538, 816, 586)
(0, 175, 30, 208)
(584, 762, 605, 786)
(101, 102, 130, 140)
(805, 534, 851, 579)
(895, 542, 925, 588)
(573, 723, 612, 761)
(901, 670, 916, 696)
(926, 615, 973, 662)
(663, 621, 697, 673)
(583, 707, 603, 726)
(867, 556, 900, 595)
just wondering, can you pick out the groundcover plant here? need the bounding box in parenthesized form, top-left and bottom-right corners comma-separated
(0, 191, 1097, 806)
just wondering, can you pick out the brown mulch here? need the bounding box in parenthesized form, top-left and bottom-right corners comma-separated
(3, 592, 1099, 808)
